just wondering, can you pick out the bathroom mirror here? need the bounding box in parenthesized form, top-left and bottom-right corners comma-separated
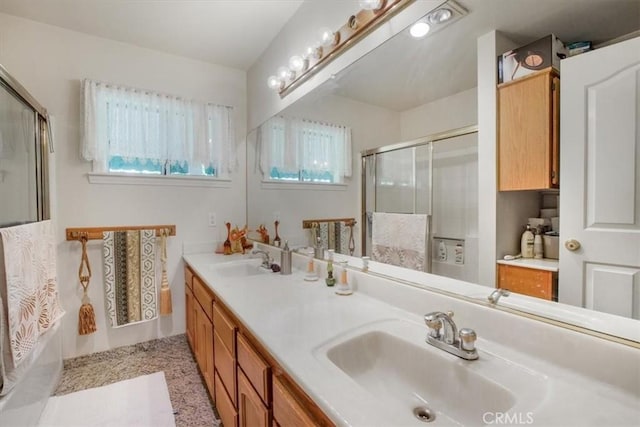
(0, 65, 51, 228)
(246, 0, 640, 343)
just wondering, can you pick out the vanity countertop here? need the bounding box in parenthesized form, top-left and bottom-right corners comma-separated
(183, 250, 639, 427)
(496, 257, 559, 272)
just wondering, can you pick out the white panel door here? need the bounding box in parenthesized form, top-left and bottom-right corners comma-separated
(559, 37, 640, 319)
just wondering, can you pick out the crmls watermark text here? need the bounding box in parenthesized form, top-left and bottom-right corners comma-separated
(482, 412, 534, 425)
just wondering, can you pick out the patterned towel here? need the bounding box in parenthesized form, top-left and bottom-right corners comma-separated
(314, 222, 352, 255)
(371, 212, 427, 271)
(103, 230, 156, 327)
(0, 220, 64, 366)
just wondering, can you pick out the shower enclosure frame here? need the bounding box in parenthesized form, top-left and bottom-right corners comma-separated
(361, 124, 478, 272)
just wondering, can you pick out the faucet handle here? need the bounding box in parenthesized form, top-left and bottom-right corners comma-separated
(459, 328, 477, 352)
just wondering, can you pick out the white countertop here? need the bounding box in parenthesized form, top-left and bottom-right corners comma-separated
(183, 251, 639, 427)
(496, 258, 559, 272)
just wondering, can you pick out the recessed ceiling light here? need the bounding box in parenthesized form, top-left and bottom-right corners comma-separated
(427, 8, 453, 24)
(409, 21, 430, 38)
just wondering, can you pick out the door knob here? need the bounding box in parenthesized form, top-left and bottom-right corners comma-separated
(565, 239, 581, 251)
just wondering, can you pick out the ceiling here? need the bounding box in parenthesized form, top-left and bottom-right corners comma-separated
(324, 0, 640, 111)
(0, 0, 304, 70)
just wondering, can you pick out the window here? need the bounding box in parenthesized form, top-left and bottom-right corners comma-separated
(81, 79, 235, 178)
(258, 116, 352, 184)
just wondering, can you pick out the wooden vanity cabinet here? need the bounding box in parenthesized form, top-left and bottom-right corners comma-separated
(497, 263, 557, 301)
(498, 68, 560, 191)
(184, 265, 335, 427)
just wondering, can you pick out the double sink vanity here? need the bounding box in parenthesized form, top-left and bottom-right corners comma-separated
(183, 244, 639, 426)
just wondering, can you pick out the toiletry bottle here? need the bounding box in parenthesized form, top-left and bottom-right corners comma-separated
(534, 229, 544, 259)
(335, 261, 353, 295)
(521, 224, 535, 258)
(325, 249, 335, 286)
(280, 240, 292, 275)
(304, 248, 318, 281)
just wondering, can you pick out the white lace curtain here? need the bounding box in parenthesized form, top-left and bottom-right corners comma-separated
(258, 116, 352, 182)
(81, 79, 235, 175)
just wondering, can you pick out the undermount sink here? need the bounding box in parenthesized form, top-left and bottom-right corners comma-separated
(315, 320, 547, 426)
(209, 259, 274, 278)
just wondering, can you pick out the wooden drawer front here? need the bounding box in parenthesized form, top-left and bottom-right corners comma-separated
(237, 334, 271, 405)
(273, 377, 316, 427)
(213, 303, 237, 357)
(238, 370, 270, 427)
(498, 264, 554, 300)
(184, 266, 194, 290)
(215, 371, 238, 427)
(214, 329, 237, 406)
(193, 276, 213, 320)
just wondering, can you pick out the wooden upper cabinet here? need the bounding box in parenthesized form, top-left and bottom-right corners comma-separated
(498, 68, 560, 191)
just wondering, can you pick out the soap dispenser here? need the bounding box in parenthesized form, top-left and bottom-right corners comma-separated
(280, 240, 292, 275)
(304, 248, 319, 281)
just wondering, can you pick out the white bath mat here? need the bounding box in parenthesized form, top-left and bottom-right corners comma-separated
(38, 371, 175, 427)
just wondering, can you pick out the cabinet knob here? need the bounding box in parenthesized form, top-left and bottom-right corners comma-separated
(564, 239, 581, 252)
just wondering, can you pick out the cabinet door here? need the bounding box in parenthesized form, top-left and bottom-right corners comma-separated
(203, 313, 215, 399)
(273, 376, 316, 427)
(185, 285, 195, 350)
(498, 69, 557, 191)
(238, 370, 270, 427)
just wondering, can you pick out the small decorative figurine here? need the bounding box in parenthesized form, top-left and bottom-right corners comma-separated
(257, 224, 270, 245)
(223, 223, 232, 255)
(325, 249, 336, 287)
(230, 225, 250, 254)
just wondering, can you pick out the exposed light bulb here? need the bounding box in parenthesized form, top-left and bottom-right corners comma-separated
(409, 21, 430, 38)
(427, 8, 453, 24)
(359, 0, 384, 10)
(289, 55, 306, 72)
(303, 45, 322, 60)
(319, 27, 338, 47)
(267, 75, 282, 90)
(276, 66, 295, 82)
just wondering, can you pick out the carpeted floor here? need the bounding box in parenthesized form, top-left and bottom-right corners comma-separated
(54, 334, 221, 427)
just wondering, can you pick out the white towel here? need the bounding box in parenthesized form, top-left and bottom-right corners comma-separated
(0, 220, 64, 366)
(371, 212, 427, 271)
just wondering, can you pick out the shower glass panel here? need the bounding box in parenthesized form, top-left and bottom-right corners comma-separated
(361, 126, 478, 280)
(375, 147, 415, 214)
(0, 82, 38, 226)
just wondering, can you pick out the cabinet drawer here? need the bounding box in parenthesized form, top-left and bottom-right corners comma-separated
(215, 371, 238, 427)
(238, 369, 270, 427)
(193, 276, 213, 320)
(238, 334, 271, 405)
(213, 303, 237, 357)
(273, 376, 316, 427)
(497, 264, 555, 300)
(214, 329, 237, 406)
(184, 266, 194, 290)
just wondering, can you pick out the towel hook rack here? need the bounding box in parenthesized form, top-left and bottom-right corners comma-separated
(65, 225, 176, 241)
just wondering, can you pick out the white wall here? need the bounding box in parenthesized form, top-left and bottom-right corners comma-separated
(400, 87, 477, 140)
(247, 94, 400, 251)
(0, 13, 247, 358)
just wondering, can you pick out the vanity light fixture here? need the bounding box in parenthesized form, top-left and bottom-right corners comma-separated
(266, 0, 416, 95)
(409, 20, 430, 38)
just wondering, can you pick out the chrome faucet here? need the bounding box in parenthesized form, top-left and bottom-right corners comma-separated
(424, 311, 478, 360)
(488, 288, 510, 304)
(251, 249, 271, 269)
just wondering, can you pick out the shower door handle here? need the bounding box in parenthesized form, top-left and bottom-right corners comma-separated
(425, 214, 432, 273)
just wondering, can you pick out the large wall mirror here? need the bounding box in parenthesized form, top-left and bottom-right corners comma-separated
(0, 65, 51, 228)
(247, 0, 640, 342)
